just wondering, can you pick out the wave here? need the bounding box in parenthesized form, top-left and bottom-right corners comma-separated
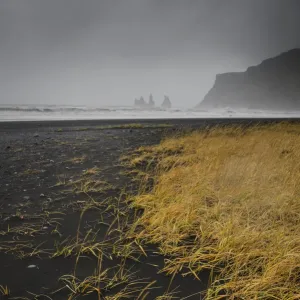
(0, 105, 175, 113)
(0, 107, 46, 112)
(0, 106, 102, 113)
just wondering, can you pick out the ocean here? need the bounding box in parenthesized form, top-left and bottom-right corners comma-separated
(0, 104, 300, 121)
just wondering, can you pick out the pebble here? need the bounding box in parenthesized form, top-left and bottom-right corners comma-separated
(34, 133, 39, 138)
(23, 196, 30, 201)
(27, 265, 38, 269)
(40, 193, 46, 198)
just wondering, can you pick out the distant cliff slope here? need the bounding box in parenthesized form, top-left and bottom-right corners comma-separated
(197, 49, 300, 110)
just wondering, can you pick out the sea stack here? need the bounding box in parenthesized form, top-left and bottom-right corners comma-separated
(161, 96, 172, 109)
(148, 94, 155, 108)
(134, 96, 147, 108)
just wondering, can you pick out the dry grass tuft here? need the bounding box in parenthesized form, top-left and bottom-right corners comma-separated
(69, 155, 87, 164)
(72, 178, 111, 194)
(83, 167, 100, 176)
(0, 285, 10, 296)
(127, 122, 300, 299)
(21, 169, 42, 176)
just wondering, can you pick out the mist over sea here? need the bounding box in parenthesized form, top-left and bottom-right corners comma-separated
(0, 104, 300, 121)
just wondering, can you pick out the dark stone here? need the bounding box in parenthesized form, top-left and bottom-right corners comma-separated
(148, 94, 155, 108)
(134, 94, 156, 109)
(161, 96, 172, 109)
(134, 96, 147, 108)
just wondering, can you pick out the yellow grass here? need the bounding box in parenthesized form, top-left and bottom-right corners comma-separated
(72, 178, 111, 194)
(21, 169, 42, 176)
(0, 285, 10, 296)
(83, 167, 100, 176)
(127, 122, 300, 299)
(69, 155, 87, 164)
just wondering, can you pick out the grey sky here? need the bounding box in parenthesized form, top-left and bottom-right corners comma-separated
(0, 0, 299, 107)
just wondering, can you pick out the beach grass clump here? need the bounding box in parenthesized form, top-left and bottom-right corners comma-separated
(83, 167, 100, 176)
(72, 178, 111, 194)
(0, 285, 10, 296)
(127, 122, 300, 299)
(69, 155, 87, 164)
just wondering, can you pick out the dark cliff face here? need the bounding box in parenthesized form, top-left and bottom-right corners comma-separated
(197, 49, 300, 110)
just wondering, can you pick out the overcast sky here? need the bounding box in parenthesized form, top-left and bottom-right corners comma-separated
(0, 0, 300, 108)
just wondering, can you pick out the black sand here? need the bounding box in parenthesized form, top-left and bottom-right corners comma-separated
(0, 118, 298, 299)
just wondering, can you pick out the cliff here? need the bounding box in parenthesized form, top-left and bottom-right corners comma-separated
(197, 49, 300, 110)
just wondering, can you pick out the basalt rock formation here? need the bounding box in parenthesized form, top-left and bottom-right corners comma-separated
(161, 96, 172, 109)
(197, 49, 300, 110)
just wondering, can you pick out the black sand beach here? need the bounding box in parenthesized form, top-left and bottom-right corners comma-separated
(0, 118, 298, 299)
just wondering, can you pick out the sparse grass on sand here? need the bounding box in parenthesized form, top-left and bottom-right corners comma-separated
(83, 167, 100, 176)
(126, 122, 300, 299)
(72, 178, 111, 194)
(21, 169, 42, 176)
(96, 123, 172, 130)
(0, 285, 10, 296)
(69, 155, 87, 164)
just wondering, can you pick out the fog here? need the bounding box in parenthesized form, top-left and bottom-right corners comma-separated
(0, 0, 300, 108)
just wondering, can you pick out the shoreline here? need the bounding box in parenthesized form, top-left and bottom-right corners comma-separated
(1, 117, 299, 130)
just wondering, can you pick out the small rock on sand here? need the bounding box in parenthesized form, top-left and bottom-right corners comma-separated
(23, 196, 30, 201)
(27, 265, 38, 269)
